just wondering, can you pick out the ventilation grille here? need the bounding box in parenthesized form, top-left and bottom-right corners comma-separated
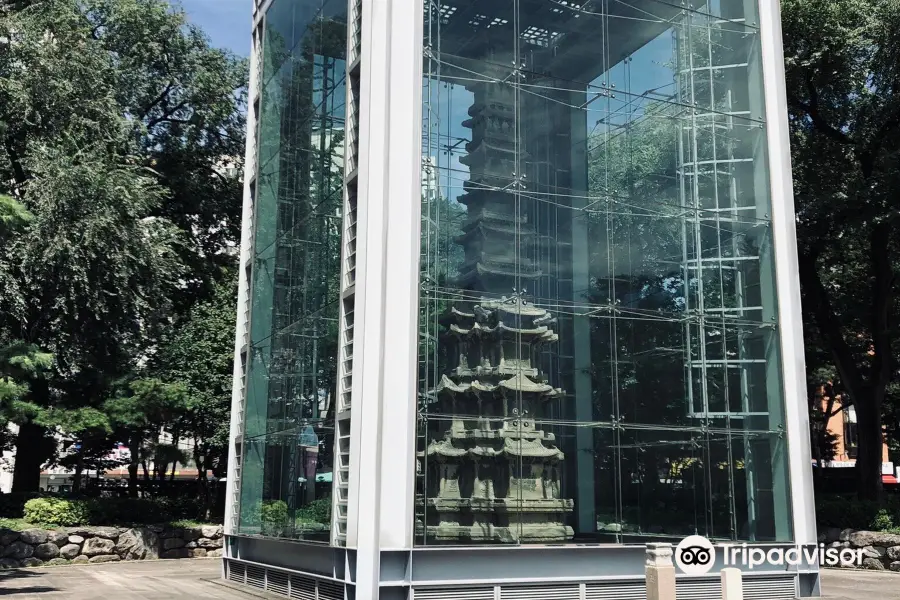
(501, 585, 579, 600)
(246, 565, 265, 589)
(415, 587, 494, 600)
(743, 575, 797, 599)
(267, 571, 289, 596)
(344, 191, 358, 286)
(319, 580, 345, 600)
(228, 440, 242, 531)
(585, 581, 646, 600)
(676, 578, 720, 600)
(676, 575, 796, 600)
(347, 74, 360, 174)
(227, 561, 245, 583)
(338, 297, 355, 412)
(289, 575, 316, 600)
(225, 560, 345, 600)
(348, 0, 362, 64)
(331, 417, 351, 545)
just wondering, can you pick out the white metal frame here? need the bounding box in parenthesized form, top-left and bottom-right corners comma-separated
(346, 0, 424, 596)
(757, 0, 818, 549)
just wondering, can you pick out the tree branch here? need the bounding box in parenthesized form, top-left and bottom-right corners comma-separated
(870, 220, 896, 394)
(798, 249, 867, 400)
(146, 101, 190, 129)
(139, 81, 176, 122)
(3, 135, 28, 191)
(788, 79, 855, 146)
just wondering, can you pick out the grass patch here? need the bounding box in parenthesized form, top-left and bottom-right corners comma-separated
(0, 517, 64, 531)
(167, 519, 215, 529)
(0, 517, 219, 531)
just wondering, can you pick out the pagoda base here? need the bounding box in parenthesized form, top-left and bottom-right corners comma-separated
(417, 522, 575, 543)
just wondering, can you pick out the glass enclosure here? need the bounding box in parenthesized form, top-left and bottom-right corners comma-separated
(416, 0, 793, 545)
(238, 0, 347, 542)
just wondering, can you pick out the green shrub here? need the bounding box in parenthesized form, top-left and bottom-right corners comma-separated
(296, 498, 332, 524)
(80, 496, 205, 525)
(816, 494, 900, 531)
(24, 497, 89, 526)
(22, 495, 208, 527)
(260, 500, 289, 536)
(871, 509, 895, 532)
(260, 500, 288, 525)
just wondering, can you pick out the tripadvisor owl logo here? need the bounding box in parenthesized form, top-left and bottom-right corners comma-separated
(675, 535, 716, 575)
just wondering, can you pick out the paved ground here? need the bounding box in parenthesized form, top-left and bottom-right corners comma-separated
(0, 558, 263, 599)
(821, 569, 900, 599)
(0, 558, 896, 598)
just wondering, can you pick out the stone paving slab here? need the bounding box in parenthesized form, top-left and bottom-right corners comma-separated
(821, 568, 900, 599)
(0, 558, 266, 599)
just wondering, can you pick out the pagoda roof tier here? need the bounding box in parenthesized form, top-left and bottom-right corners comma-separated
(503, 437, 564, 458)
(461, 208, 524, 227)
(416, 425, 553, 446)
(462, 177, 525, 194)
(459, 140, 517, 163)
(462, 130, 518, 149)
(447, 429, 552, 442)
(456, 262, 542, 286)
(459, 253, 538, 271)
(451, 364, 539, 380)
(460, 158, 516, 174)
(424, 498, 575, 513)
(462, 115, 516, 132)
(457, 192, 526, 211)
(438, 306, 476, 328)
(481, 297, 549, 317)
(424, 437, 564, 461)
(447, 321, 559, 344)
(432, 373, 562, 397)
(500, 372, 555, 393)
(466, 100, 515, 119)
(433, 373, 498, 395)
(455, 222, 535, 243)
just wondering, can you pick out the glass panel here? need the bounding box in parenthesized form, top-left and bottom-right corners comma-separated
(416, 0, 792, 546)
(237, 0, 347, 542)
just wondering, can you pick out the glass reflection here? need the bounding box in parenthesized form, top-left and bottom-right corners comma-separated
(417, 0, 792, 545)
(237, 0, 347, 542)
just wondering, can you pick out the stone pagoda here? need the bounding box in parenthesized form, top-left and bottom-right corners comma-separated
(419, 72, 574, 543)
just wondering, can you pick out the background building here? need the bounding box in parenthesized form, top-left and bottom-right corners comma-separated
(223, 0, 818, 597)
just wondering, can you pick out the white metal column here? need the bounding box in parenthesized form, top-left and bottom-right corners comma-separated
(756, 0, 817, 547)
(347, 0, 424, 596)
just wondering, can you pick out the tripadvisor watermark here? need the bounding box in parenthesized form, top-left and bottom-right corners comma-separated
(674, 535, 864, 575)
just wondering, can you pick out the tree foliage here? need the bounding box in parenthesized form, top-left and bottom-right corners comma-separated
(783, 0, 900, 500)
(0, 0, 246, 491)
(154, 272, 238, 480)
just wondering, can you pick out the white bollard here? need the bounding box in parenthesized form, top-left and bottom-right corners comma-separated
(721, 567, 743, 600)
(646, 543, 677, 600)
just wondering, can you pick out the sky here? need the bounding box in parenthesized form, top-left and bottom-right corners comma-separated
(174, 0, 252, 56)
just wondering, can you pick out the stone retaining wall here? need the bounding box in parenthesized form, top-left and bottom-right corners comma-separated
(820, 527, 900, 571)
(0, 525, 224, 568)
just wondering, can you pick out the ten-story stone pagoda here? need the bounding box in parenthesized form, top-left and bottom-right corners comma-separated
(419, 72, 574, 543)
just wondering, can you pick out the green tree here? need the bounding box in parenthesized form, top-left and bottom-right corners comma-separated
(0, 0, 247, 491)
(154, 270, 237, 503)
(103, 378, 188, 496)
(782, 0, 900, 500)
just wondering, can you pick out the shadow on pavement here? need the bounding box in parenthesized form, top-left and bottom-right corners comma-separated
(0, 568, 58, 595)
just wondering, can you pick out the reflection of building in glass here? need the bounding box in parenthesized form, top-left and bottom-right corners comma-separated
(224, 0, 818, 597)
